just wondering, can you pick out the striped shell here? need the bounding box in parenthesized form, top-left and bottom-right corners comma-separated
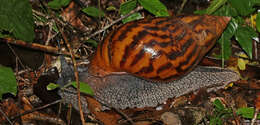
(89, 15, 230, 82)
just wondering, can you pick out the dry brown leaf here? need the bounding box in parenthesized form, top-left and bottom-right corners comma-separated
(255, 92, 260, 110)
(61, 1, 88, 32)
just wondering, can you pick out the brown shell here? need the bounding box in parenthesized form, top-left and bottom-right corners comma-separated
(89, 15, 230, 82)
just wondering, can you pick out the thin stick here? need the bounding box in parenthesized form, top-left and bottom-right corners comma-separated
(1, 38, 79, 57)
(30, 114, 66, 125)
(177, 0, 188, 14)
(59, 29, 86, 125)
(0, 107, 13, 125)
(10, 99, 62, 120)
(6, 43, 26, 69)
(82, 6, 143, 41)
(251, 108, 259, 125)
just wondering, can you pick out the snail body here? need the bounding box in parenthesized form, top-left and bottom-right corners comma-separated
(56, 15, 239, 110)
(89, 15, 231, 81)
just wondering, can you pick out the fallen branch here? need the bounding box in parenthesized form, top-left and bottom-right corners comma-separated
(0, 38, 79, 58)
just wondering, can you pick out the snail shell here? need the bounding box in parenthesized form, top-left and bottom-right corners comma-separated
(89, 15, 231, 82)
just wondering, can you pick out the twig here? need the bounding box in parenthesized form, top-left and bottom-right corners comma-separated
(82, 6, 144, 41)
(0, 38, 79, 58)
(30, 114, 66, 125)
(59, 28, 86, 125)
(0, 107, 13, 125)
(6, 43, 27, 69)
(32, 9, 50, 19)
(251, 108, 259, 125)
(16, 76, 31, 85)
(17, 69, 31, 75)
(46, 19, 55, 46)
(177, 0, 188, 14)
(10, 99, 62, 120)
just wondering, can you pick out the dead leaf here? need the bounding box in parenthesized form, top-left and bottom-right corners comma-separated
(255, 92, 260, 110)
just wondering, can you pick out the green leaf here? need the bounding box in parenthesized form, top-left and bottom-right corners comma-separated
(213, 99, 225, 111)
(120, 0, 137, 15)
(219, 38, 232, 60)
(213, 5, 238, 17)
(217, 18, 238, 60)
(253, 0, 260, 6)
(235, 26, 257, 59)
(106, 6, 117, 11)
(235, 16, 246, 25)
(256, 12, 260, 32)
(119, 0, 142, 23)
(0, 0, 35, 42)
(222, 18, 238, 39)
(70, 81, 94, 95)
(0, 66, 17, 99)
(122, 12, 143, 23)
(229, 0, 255, 16)
(206, 0, 227, 14)
(47, 83, 60, 90)
(48, 0, 71, 10)
(237, 107, 260, 119)
(85, 39, 98, 48)
(138, 0, 169, 17)
(237, 53, 249, 70)
(82, 7, 105, 18)
(194, 0, 228, 15)
(210, 117, 222, 125)
(194, 9, 207, 15)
